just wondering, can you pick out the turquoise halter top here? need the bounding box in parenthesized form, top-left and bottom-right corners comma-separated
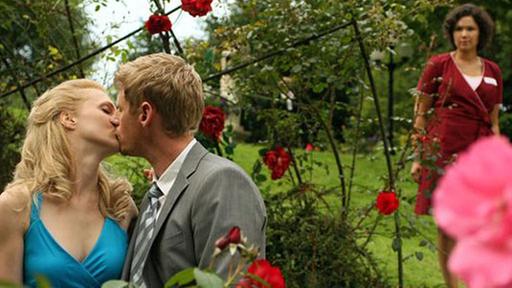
(23, 193, 128, 287)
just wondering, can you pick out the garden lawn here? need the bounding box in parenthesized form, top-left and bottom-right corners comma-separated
(232, 143, 444, 287)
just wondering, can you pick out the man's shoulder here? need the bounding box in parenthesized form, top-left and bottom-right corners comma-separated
(199, 153, 247, 174)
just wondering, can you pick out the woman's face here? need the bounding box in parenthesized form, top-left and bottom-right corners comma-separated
(453, 16, 480, 53)
(74, 88, 119, 156)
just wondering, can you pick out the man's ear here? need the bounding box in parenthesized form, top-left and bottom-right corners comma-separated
(59, 111, 77, 130)
(139, 101, 154, 127)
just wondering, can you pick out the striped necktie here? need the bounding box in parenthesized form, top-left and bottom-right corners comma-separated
(130, 183, 164, 287)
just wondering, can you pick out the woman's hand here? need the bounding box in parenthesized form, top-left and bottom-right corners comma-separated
(411, 161, 422, 183)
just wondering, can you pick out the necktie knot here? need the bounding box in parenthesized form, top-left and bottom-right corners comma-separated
(148, 183, 163, 200)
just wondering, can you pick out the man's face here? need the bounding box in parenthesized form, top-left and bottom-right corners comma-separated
(115, 86, 142, 156)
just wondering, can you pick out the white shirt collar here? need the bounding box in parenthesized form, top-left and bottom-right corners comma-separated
(154, 138, 197, 197)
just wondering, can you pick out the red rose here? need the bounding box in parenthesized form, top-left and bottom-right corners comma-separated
(263, 146, 291, 180)
(305, 143, 314, 152)
(263, 150, 278, 169)
(181, 0, 213, 17)
(215, 226, 242, 250)
(145, 14, 172, 35)
(376, 191, 399, 215)
(199, 106, 225, 141)
(243, 259, 286, 288)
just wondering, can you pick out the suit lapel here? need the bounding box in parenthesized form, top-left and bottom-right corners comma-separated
(145, 142, 209, 252)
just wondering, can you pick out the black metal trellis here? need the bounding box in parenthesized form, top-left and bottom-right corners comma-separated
(0, 5, 182, 100)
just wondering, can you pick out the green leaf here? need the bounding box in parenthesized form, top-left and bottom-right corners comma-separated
(291, 65, 301, 73)
(312, 83, 327, 93)
(391, 237, 401, 252)
(252, 160, 262, 176)
(194, 268, 224, 288)
(224, 144, 235, 155)
(204, 48, 215, 64)
(165, 267, 196, 287)
(256, 174, 267, 182)
(419, 239, 428, 247)
(415, 251, 424, 261)
(258, 148, 269, 156)
(101, 280, 130, 288)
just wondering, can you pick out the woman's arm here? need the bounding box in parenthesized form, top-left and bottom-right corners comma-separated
(411, 95, 434, 183)
(0, 190, 29, 284)
(490, 104, 500, 135)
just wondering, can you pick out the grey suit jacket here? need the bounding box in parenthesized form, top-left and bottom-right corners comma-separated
(121, 142, 267, 287)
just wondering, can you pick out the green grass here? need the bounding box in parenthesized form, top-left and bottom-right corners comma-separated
(231, 142, 444, 287)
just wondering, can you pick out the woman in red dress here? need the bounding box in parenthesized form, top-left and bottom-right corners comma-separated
(410, 4, 502, 288)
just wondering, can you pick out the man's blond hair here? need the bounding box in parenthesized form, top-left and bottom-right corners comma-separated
(115, 53, 204, 135)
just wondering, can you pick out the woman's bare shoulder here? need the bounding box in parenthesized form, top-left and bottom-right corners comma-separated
(0, 186, 32, 232)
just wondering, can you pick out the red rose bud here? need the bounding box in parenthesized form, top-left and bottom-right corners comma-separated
(215, 226, 241, 250)
(227, 226, 241, 243)
(376, 191, 400, 215)
(246, 259, 286, 288)
(145, 15, 172, 35)
(181, 0, 213, 17)
(199, 106, 225, 141)
(235, 278, 253, 288)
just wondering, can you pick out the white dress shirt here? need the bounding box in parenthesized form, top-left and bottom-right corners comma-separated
(153, 138, 197, 219)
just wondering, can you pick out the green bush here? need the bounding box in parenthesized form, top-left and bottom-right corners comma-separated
(0, 106, 26, 191)
(264, 185, 391, 288)
(500, 112, 512, 139)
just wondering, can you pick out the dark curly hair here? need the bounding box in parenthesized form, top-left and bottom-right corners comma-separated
(443, 3, 495, 51)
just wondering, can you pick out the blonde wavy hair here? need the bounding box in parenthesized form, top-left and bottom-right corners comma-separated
(5, 79, 132, 220)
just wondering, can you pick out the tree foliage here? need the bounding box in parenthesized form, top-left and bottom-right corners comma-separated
(0, 0, 96, 108)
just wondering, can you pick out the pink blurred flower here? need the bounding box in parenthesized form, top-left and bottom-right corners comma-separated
(305, 143, 314, 152)
(433, 136, 512, 288)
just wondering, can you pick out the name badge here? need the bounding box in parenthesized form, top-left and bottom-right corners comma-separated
(484, 77, 498, 86)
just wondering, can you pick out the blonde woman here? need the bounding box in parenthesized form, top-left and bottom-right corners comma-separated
(0, 79, 137, 287)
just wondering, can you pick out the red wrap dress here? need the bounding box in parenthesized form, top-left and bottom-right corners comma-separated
(414, 52, 503, 215)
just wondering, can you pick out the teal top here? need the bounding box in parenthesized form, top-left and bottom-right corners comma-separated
(23, 194, 128, 288)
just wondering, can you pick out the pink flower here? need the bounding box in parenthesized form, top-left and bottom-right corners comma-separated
(305, 143, 314, 152)
(433, 136, 512, 288)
